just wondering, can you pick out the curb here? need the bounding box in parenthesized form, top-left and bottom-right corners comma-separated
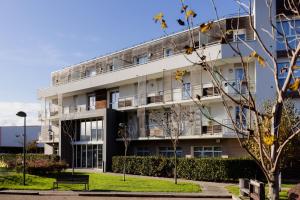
(79, 192, 233, 198)
(0, 190, 232, 198)
(0, 191, 39, 195)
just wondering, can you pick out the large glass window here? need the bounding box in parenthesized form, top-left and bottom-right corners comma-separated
(76, 145, 81, 168)
(277, 20, 300, 51)
(97, 120, 103, 141)
(278, 61, 300, 88)
(75, 144, 103, 169)
(80, 121, 86, 141)
(91, 121, 97, 141)
(136, 147, 150, 156)
(159, 147, 182, 157)
(87, 145, 93, 168)
(194, 146, 222, 158)
(85, 121, 91, 141)
(92, 145, 97, 168)
(82, 145, 87, 168)
(97, 145, 103, 168)
(80, 119, 103, 141)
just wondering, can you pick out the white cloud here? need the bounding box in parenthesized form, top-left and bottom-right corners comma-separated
(0, 102, 40, 126)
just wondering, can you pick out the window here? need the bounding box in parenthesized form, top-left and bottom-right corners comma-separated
(80, 121, 86, 141)
(136, 147, 150, 156)
(235, 68, 247, 94)
(159, 147, 183, 157)
(233, 29, 246, 42)
(134, 54, 148, 65)
(88, 95, 96, 110)
(110, 91, 119, 109)
(164, 48, 173, 57)
(80, 119, 103, 141)
(193, 146, 222, 158)
(278, 61, 300, 88)
(86, 67, 96, 77)
(277, 20, 300, 51)
(91, 121, 97, 141)
(236, 106, 247, 128)
(86, 121, 91, 141)
(97, 120, 103, 141)
(182, 82, 191, 100)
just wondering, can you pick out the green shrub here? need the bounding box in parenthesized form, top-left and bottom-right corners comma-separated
(112, 156, 263, 182)
(0, 154, 65, 174)
(16, 160, 68, 175)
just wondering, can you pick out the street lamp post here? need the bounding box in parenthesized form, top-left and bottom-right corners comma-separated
(16, 111, 27, 186)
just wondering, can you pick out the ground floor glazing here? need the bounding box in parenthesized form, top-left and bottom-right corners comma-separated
(75, 144, 103, 169)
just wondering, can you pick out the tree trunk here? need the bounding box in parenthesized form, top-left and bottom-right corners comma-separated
(174, 146, 177, 184)
(72, 144, 74, 175)
(123, 146, 127, 182)
(268, 172, 280, 200)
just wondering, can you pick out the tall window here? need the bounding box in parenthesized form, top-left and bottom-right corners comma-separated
(91, 121, 97, 141)
(110, 91, 119, 109)
(88, 95, 96, 110)
(235, 68, 247, 94)
(182, 82, 191, 100)
(193, 146, 222, 158)
(236, 106, 247, 128)
(80, 121, 86, 141)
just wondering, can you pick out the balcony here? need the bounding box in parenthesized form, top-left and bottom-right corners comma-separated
(38, 128, 59, 144)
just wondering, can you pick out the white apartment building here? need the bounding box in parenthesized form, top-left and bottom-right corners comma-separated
(37, 0, 300, 171)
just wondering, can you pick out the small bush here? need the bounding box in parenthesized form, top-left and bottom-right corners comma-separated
(112, 156, 263, 182)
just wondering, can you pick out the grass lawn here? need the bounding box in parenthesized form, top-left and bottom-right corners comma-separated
(0, 172, 201, 193)
(225, 184, 292, 200)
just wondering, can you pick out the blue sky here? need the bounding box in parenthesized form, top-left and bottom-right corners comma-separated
(0, 0, 242, 125)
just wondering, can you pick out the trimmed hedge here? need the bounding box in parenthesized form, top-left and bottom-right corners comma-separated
(112, 156, 263, 182)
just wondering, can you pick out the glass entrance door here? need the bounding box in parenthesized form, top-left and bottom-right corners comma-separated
(75, 144, 103, 169)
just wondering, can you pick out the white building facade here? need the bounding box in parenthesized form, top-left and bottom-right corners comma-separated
(37, 0, 300, 171)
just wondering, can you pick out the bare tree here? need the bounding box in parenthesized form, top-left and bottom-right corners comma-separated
(118, 122, 131, 182)
(150, 104, 193, 184)
(153, 0, 300, 199)
(61, 119, 77, 175)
